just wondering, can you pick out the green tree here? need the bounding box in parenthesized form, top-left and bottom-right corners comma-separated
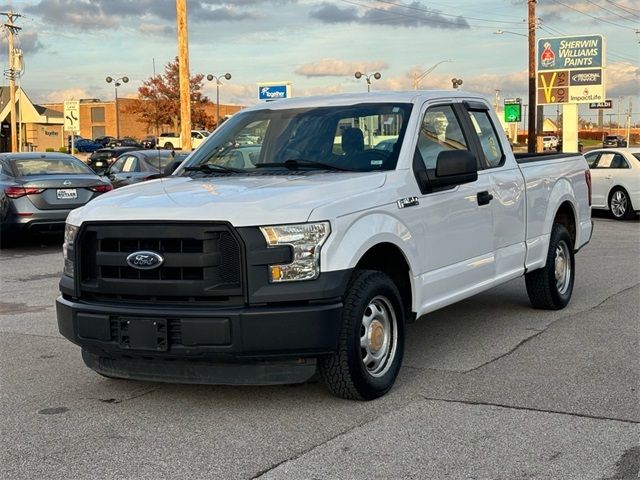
(127, 57, 214, 132)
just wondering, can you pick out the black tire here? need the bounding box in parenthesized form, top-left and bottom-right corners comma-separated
(608, 188, 634, 220)
(525, 223, 575, 310)
(319, 270, 405, 400)
(163, 142, 174, 150)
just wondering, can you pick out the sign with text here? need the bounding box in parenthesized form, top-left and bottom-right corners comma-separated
(537, 35, 605, 105)
(63, 100, 80, 133)
(257, 83, 292, 101)
(504, 99, 522, 123)
(589, 100, 612, 109)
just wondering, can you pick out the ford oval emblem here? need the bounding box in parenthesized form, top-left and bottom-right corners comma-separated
(126, 251, 164, 270)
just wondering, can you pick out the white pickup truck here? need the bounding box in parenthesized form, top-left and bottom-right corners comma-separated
(158, 130, 209, 150)
(57, 91, 593, 400)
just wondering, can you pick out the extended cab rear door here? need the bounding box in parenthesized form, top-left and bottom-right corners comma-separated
(459, 101, 527, 282)
(408, 100, 495, 313)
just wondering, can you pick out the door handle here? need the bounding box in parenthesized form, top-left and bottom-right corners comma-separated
(605, 175, 613, 179)
(477, 191, 493, 206)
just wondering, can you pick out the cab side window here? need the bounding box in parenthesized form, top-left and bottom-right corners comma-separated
(109, 157, 126, 174)
(416, 105, 468, 170)
(467, 110, 504, 168)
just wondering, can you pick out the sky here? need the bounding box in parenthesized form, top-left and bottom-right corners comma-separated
(1, 0, 638, 124)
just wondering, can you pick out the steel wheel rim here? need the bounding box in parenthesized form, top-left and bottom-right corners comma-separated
(611, 191, 627, 218)
(554, 240, 572, 295)
(360, 295, 398, 377)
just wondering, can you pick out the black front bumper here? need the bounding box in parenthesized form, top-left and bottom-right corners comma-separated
(57, 296, 342, 360)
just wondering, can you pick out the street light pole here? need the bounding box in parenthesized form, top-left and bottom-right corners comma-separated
(206, 73, 232, 129)
(412, 59, 453, 90)
(354, 71, 381, 92)
(527, 0, 537, 153)
(105, 75, 129, 139)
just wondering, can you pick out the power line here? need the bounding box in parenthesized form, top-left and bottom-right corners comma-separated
(604, 0, 640, 15)
(544, 0, 638, 30)
(581, 0, 640, 21)
(370, 0, 527, 25)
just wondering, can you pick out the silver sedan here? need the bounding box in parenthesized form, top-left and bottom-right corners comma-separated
(0, 152, 112, 246)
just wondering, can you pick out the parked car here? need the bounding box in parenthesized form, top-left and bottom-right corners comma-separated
(57, 91, 593, 400)
(542, 135, 558, 150)
(158, 130, 209, 150)
(0, 152, 112, 246)
(374, 138, 398, 152)
(74, 138, 102, 153)
(93, 136, 116, 147)
(107, 137, 143, 149)
(141, 135, 157, 149)
(556, 139, 584, 153)
(603, 135, 627, 148)
(584, 148, 640, 220)
(86, 146, 138, 174)
(106, 150, 188, 188)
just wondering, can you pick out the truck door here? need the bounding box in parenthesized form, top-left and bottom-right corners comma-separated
(461, 103, 527, 282)
(410, 103, 495, 313)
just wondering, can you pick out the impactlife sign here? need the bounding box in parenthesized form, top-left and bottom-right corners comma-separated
(536, 35, 606, 105)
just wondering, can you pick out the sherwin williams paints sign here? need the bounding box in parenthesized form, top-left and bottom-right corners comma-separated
(536, 35, 606, 105)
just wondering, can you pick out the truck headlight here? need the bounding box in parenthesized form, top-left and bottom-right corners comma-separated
(62, 224, 79, 277)
(260, 222, 330, 282)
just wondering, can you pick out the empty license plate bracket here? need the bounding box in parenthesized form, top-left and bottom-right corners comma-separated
(119, 318, 167, 351)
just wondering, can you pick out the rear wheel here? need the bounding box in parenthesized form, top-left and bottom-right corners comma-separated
(525, 223, 575, 310)
(609, 188, 634, 220)
(319, 270, 405, 400)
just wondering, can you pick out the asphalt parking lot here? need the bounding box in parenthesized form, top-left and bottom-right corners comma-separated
(1, 213, 638, 480)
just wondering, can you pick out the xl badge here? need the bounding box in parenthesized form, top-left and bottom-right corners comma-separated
(126, 251, 164, 270)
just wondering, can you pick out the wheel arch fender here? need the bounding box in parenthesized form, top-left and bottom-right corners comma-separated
(322, 212, 418, 312)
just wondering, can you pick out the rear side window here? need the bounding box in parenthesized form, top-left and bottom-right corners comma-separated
(467, 110, 504, 168)
(594, 153, 629, 169)
(416, 105, 468, 169)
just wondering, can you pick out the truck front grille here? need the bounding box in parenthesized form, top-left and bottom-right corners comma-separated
(77, 222, 244, 305)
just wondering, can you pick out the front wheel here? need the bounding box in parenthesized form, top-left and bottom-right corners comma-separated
(525, 223, 575, 310)
(319, 270, 405, 400)
(609, 188, 634, 220)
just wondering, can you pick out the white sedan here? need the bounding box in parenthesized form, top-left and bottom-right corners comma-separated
(584, 148, 640, 220)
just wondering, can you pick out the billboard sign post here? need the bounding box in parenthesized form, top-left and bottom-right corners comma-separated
(63, 100, 80, 153)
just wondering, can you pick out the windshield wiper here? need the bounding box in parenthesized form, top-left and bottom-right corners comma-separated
(256, 159, 352, 171)
(184, 163, 246, 174)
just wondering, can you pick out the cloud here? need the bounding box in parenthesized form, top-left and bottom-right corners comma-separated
(606, 62, 639, 97)
(42, 88, 91, 103)
(24, 0, 289, 30)
(25, 0, 118, 30)
(138, 23, 174, 36)
(310, 1, 470, 29)
(295, 58, 389, 77)
(0, 30, 43, 54)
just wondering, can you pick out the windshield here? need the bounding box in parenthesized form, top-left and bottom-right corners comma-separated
(178, 103, 413, 174)
(11, 157, 93, 176)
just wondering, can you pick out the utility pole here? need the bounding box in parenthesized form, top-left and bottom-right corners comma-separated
(1, 11, 21, 152)
(527, 0, 536, 153)
(175, 0, 192, 151)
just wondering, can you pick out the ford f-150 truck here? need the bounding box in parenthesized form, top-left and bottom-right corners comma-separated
(57, 91, 593, 400)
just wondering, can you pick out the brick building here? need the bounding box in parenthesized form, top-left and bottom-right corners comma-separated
(41, 98, 244, 141)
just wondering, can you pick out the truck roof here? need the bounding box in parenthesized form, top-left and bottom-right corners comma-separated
(243, 90, 489, 111)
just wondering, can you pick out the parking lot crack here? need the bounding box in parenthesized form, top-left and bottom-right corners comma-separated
(464, 282, 640, 373)
(420, 396, 640, 425)
(251, 398, 423, 479)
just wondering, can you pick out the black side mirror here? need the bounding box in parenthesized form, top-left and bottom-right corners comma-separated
(430, 150, 478, 188)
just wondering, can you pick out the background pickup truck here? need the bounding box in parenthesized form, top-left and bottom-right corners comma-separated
(57, 91, 593, 400)
(158, 130, 209, 150)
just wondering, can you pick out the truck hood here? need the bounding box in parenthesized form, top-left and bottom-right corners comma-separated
(68, 172, 386, 226)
